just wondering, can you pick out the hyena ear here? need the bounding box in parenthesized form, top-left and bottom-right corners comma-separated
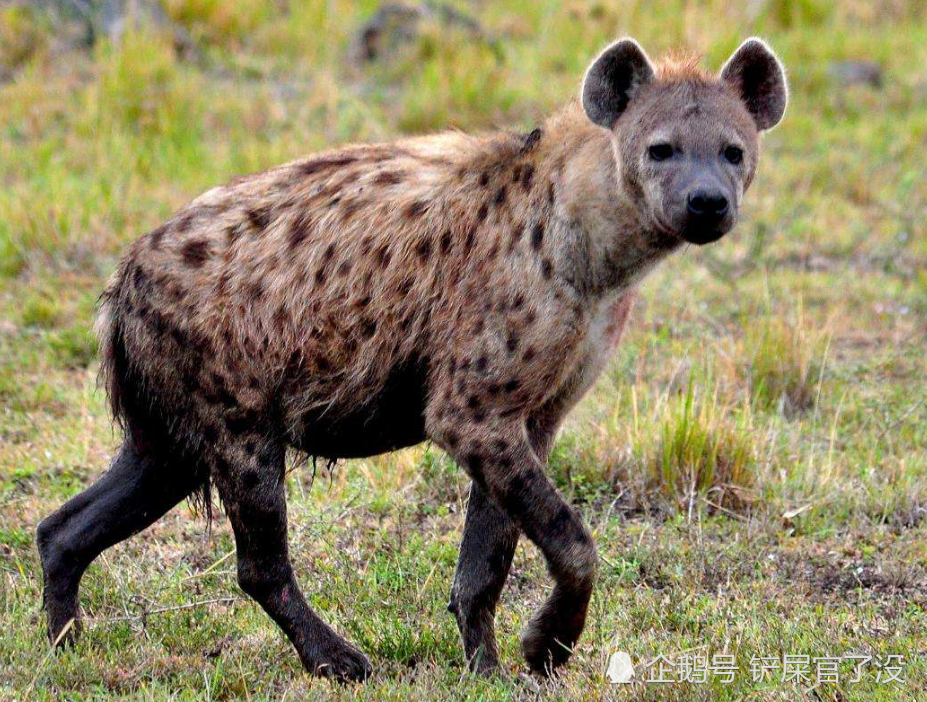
(721, 38, 788, 131)
(581, 38, 655, 129)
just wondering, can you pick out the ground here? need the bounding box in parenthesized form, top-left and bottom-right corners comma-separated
(1, 1, 926, 700)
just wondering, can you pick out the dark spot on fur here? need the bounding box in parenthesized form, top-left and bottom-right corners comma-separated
(272, 306, 288, 332)
(549, 505, 573, 533)
(525, 310, 537, 324)
(174, 210, 197, 233)
(149, 224, 168, 250)
(361, 318, 377, 338)
(374, 171, 403, 186)
(226, 409, 258, 436)
(405, 200, 428, 218)
(180, 239, 210, 268)
(465, 228, 475, 251)
(512, 294, 525, 310)
(521, 127, 542, 153)
(242, 469, 260, 490)
(522, 347, 536, 362)
(487, 382, 500, 395)
(248, 280, 264, 301)
(247, 206, 272, 232)
(288, 214, 313, 250)
(506, 332, 519, 353)
(477, 203, 488, 222)
(377, 245, 392, 268)
(440, 230, 452, 254)
(446, 430, 459, 448)
(548, 182, 555, 205)
(541, 258, 553, 279)
(298, 155, 358, 177)
(512, 165, 522, 183)
(397, 277, 414, 296)
(521, 164, 535, 190)
(475, 355, 488, 372)
(479, 172, 489, 187)
(473, 319, 484, 335)
(504, 379, 520, 393)
(467, 395, 481, 409)
(531, 222, 544, 250)
(416, 238, 432, 260)
(494, 186, 507, 206)
(131, 265, 150, 293)
(493, 438, 508, 452)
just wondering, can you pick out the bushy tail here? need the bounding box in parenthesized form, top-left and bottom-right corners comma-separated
(94, 265, 131, 430)
(94, 262, 214, 523)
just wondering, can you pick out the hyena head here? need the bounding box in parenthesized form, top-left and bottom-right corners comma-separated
(581, 38, 788, 245)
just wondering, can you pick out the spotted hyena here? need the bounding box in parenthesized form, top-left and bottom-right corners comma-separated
(37, 38, 787, 680)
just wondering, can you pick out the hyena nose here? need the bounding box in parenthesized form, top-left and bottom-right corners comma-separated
(687, 191, 729, 220)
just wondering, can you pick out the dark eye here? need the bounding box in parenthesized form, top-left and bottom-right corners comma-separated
(723, 145, 744, 165)
(648, 143, 674, 162)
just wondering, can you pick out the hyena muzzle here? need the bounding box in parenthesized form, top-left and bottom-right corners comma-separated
(37, 38, 786, 681)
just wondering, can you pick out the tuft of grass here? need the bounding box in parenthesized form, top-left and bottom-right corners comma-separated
(647, 381, 758, 513)
(738, 301, 829, 416)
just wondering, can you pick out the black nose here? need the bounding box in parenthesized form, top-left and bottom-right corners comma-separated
(687, 191, 729, 219)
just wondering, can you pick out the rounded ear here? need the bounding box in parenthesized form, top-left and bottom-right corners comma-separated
(581, 38, 655, 129)
(721, 38, 788, 131)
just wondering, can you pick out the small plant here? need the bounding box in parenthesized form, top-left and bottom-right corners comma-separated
(648, 381, 758, 513)
(740, 302, 829, 416)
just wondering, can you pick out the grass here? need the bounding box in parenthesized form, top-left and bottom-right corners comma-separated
(1, 0, 927, 699)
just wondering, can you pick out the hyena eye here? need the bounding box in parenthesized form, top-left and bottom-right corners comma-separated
(723, 145, 744, 165)
(648, 143, 674, 162)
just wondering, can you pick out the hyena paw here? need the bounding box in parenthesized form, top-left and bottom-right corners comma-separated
(520, 618, 575, 675)
(44, 604, 82, 648)
(310, 642, 373, 683)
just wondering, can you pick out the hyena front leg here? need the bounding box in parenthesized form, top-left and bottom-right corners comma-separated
(212, 436, 372, 682)
(449, 417, 562, 674)
(448, 483, 519, 673)
(436, 419, 597, 676)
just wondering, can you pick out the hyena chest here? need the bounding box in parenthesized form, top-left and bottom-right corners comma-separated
(292, 356, 429, 459)
(557, 290, 636, 406)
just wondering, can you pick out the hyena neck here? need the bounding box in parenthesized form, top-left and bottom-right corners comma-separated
(541, 104, 681, 299)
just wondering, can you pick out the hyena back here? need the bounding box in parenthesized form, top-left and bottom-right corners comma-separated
(37, 38, 787, 680)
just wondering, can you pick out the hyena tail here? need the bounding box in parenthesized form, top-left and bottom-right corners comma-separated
(94, 267, 214, 523)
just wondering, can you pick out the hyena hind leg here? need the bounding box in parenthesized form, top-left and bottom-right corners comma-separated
(36, 438, 201, 646)
(212, 437, 372, 682)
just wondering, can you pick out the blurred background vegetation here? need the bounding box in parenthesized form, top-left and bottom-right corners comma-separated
(1, 1, 926, 700)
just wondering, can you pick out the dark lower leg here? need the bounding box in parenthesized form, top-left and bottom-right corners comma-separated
(36, 441, 197, 644)
(449, 483, 519, 673)
(447, 429, 597, 676)
(216, 449, 371, 682)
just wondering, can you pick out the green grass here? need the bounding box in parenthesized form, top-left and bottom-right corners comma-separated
(2, 1, 926, 700)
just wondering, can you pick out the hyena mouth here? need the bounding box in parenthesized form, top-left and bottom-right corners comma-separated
(681, 225, 729, 246)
